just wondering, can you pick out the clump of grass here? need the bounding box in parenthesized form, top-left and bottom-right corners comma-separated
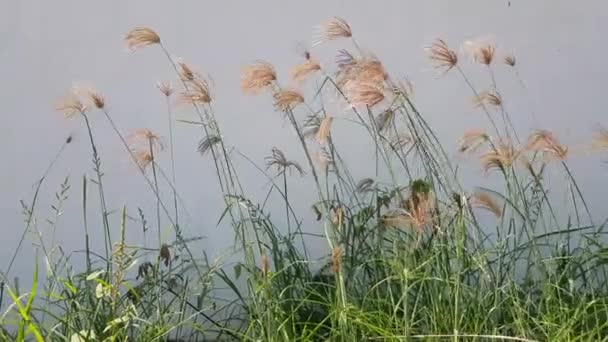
(2, 15, 608, 342)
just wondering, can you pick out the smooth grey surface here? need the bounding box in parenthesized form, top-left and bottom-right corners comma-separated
(1, 1, 607, 283)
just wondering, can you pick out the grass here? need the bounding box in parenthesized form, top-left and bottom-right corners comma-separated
(2, 17, 608, 341)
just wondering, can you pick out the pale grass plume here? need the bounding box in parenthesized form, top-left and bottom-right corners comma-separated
(273, 89, 304, 112)
(314, 147, 334, 172)
(240, 61, 277, 95)
(156, 81, 174, 97)
(473, 90, 502, 108)
(463, 39, 496, 65)
(526, 129, 568, 160)
(316, 116, 334, 144)
(128, 129, 164, 150)
(355, 178, 375, 193)
(314, 17, 352, 45)
(177, 61, 199, 82)
(459, 129, 489, 153)
(480, 139, 519, 173)
(337, 56, 387, 89)
(471, 190, 502, 218)
(71, 83, 107, 110)
(179, 78, 212, 105)
(124, 27, 161, 52)
(346, 81, 385, 108)
(265, 147, 305, 176)
(426, 39, 458, 74)
(291, 59, 321, 83)
(133, 150, 154, 170)
(56, 89, 87, 118)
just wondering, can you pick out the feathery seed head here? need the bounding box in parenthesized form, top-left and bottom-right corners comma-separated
(316, 116, 334, 145)
(463, 40, 496, 65)
(265, 147, 305, 176)
(273, 89, 304, 112)
(346, 81, 385, 108)
(290, 59, 321, 83)
(480, 139, 519, 173)
(459, 129, 489, 153)
(471, 190, 502, 218)
(473, 90, 502, 108)
(504, 54, 516, 67)
(526, 129, 568, 160)
(426, 39, 458, 74)
(124, 27, 161, 51)
(314, 17, 352, 45)
(240, 61, 277, 95)
(56, 90, 87, 118)
(156, 81, 174, 97)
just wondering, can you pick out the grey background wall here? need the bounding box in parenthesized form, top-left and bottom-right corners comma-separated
(2, 1, 607, 283)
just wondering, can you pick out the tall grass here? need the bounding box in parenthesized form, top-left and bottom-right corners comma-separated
(2, 17, 608, 342)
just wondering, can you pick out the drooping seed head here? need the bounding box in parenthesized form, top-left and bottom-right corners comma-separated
(346, 81, 385, 108)
(459, 129, 489, 153)
(463, 40, 496, 65)
(290, 59, 321, 83)
(56, 90, 87, 119)
(316, 116, 334, 145)
(504, 54, 516, 67)
(471, 190, 502, 218)
(526, 129, 568, 160)
(473, 90, 502, 108)
(273, 89, 304, 112)
(156, 81, 174, 97)
(480, 139, 519, 173)
(314, 17, 352, 45)
(124, 27, 161, 51)
(240, 61, 277, 95)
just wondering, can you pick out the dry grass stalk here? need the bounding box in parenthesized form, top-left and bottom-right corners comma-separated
(526, 129, 568, 160)
(315, 17, 352, 45)
(291, 59, 321, 83)
(391, 134, 415, 150)
(273, 89, 304, 112)
(157, 81, 174, 97)
(265, 147, 305, 176)
(459, 129, 489, 153)
(480, 140, 519, 173)
(124, 27, 161, 51)
(330, 246, 343, 273)
(471, 190, 502, 218)
(473, 91, 502, 108)
(240, 61, 277, 95)
(260, 254, 270, 277)
(426, 39, 458, 74)
(316, 116, 334, 144)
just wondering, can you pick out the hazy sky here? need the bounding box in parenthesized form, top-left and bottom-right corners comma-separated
(2, 1, 608, 282)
